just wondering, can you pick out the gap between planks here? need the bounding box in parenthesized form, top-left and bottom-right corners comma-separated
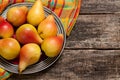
(65, 48, 120, 50)
(79, 13, 120, 15)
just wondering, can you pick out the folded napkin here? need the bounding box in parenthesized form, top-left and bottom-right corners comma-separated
(0, 0, 81, 79)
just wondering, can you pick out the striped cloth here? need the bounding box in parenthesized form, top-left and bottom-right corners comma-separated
(0, 0, 81, 79)
(0, 68, 12, 80)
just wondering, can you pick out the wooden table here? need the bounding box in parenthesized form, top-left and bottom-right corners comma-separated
(9, 0, 120, 80)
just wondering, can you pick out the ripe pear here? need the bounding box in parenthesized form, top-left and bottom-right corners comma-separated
(16, 24, 43, 44)
(38, 15, 58, 39)
(19, 43, 42, 73)
(7, 6, 28, 27)
(41, 34, 64, 57)
(0, 38, 20, 60)
(27, 0, 45, 26)
(0, 20, 14, 38)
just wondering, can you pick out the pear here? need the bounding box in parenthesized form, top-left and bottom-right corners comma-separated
(0, 20, 14, 38)
(7, 6, 28, 27)
(41, 34, 64, 57)
(16, 24, 43, 44)
(27, 0, 45, 26)
(38, 15, 58, 39)
(19, 43, 42, 73)
(0, 38, 20, 60)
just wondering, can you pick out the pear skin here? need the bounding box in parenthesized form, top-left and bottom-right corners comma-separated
(27, 0, 45, 26)
(41, 34, 64, 57)
(19, 43, 42, 73)
(38, 15, 58, 39)
(0, 38, 20, 60)
(16, 24, 43, 44)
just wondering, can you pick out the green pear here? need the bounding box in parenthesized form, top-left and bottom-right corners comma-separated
(27, 0, 45, 26)
(0, 38, 20, 60)
(41, 34, 64, 57)
(38, 15, 58, 39)
(19, 43, 42, 73)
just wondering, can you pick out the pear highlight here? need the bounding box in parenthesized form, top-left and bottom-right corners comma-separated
(19, 43, 42, 73)
(27, 0, 45, 26)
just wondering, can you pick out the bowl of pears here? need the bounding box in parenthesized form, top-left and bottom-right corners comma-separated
(0, 0, 66, 74)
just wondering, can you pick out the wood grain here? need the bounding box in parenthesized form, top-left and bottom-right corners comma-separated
(8, 50, 120, 80)
(80, 0, 120, 14)
(7, 0, 120, 80)
(67, 14, 120, 49)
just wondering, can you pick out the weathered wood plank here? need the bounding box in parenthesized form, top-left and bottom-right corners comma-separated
(65, 41, 120, 49)
(80, 0, 120, 14)
(8, 50, 120, 80)
(67, 14, 120, 49)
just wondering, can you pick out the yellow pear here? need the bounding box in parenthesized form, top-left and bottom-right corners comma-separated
(41, 34, 64, 57)
(27, 0, 45, 26)
(0, 38, 20, 60)
(19, 43, 42, 73)
(7, 6, 28, 27)
(38, 15, 58, 39)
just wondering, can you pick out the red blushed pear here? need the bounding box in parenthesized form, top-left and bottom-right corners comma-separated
(41, 34, 64, 57)
(0, 20, 14, 38)
(0, 38, 20, 60)
(19, 43, 42, 73)
(7, 6, 28, 27)
(38, 15, 58, 39)
(16, 24, 43, 44)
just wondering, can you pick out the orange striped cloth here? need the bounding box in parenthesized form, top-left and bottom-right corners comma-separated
(0, 0, 81, 79)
